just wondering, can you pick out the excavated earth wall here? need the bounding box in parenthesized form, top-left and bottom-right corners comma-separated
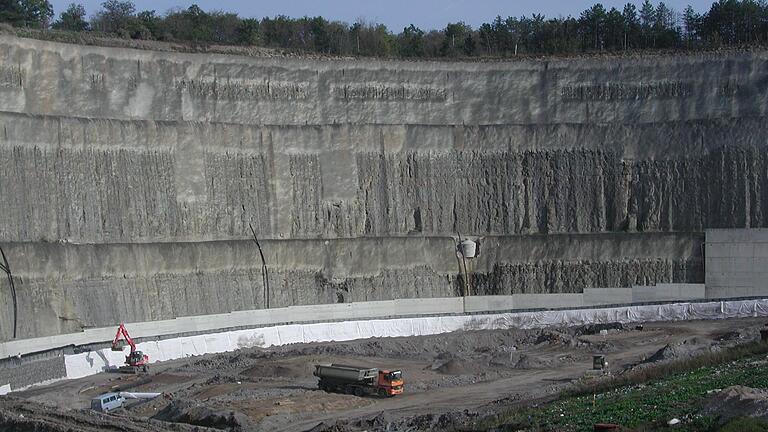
(0, 35, 764, 341)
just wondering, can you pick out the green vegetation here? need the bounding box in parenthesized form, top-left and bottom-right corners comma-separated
(719, 417, 768, 432)
(474, 343, 768, 431)
(3, 0, 768, 57)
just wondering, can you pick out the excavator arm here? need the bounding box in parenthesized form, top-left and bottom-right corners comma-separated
(111, 323, 136, 352)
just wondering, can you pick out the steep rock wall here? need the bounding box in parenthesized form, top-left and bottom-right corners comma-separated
(0, 34, 760, 340)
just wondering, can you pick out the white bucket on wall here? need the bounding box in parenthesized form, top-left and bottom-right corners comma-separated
(460, 239, 477, 258)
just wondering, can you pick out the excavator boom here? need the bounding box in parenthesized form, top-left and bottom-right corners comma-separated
(111, 323, 136, 351)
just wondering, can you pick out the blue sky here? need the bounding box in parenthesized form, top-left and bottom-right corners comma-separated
(50, 0, 716, 31)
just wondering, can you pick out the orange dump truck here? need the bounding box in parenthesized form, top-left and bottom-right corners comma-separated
(314, 364, 404, 397)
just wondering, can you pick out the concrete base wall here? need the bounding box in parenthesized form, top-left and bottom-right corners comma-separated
(706, 229, 768, 299)
(0, 283, 707, 360)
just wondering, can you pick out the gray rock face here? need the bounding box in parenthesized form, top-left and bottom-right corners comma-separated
(0, 35, 759, 340)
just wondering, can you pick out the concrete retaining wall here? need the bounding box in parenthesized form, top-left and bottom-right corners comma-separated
(706, 229, 768, 299)
(0, 284, 706, 359)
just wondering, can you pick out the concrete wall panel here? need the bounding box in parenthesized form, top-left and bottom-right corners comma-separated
(512, 294, 584, 310)
(464, 296, 516, 313)
(583, 288, 633, 306)
(706, 229, 768, 299)
(632, 284, 705, 302)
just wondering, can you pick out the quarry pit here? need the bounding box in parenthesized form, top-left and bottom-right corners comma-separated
(1, 30, 768, 431)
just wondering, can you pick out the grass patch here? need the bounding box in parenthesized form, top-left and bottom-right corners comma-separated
(470, 342, 768, 431)
(719, 417, 768, 432)
(566, 342, 768, 399)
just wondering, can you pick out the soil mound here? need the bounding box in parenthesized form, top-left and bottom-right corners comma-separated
(573, 322, 625, 336)
(240, 362, 305, 379)
(0, 396, 209, 432)
(645, 337, 718, 363)
(701, 385, 768, 424)
(429, 350, 549, 374)
(153, 400, 252, 431)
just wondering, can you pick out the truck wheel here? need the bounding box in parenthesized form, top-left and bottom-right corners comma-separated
(378, 388, 387, 398)
(354, 387, 364, 397)
(142, 365, 148, 373)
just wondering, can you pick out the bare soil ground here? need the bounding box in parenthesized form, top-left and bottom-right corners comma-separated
(1, 317, 764, 431)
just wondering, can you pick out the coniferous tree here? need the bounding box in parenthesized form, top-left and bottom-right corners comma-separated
(579, 3, 607, 50)
(622, 3, 641, 49)
(7, 1, 768, 58)
(605, 7, 625, 50)
(682, 5, 700, 44)
(640, 0, 656, 47)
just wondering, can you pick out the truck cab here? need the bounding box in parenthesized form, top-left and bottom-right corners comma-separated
(378, 369, 404, 396)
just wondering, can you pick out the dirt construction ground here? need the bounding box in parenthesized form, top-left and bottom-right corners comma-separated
(1, 317, 766, 431)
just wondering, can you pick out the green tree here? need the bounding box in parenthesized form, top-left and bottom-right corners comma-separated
(441, 21, 472, 56)
(324, 21, 347, 54)
(478, 22, 495, 54)
(0, 0, 25, 25)
(682, 5, 700, 44)
(654, 2, 681, 47)
(1, 0, 53, 28)
(462, 32, 476, 55)
(208, 11, 240, 44)
(605, 7, 625, 50)
(362, 22, 394, 57)
(91, 0, 136, 35)
(237, 17, 260, 45)
(622, 3, 641, 49)
(309, 16, 330, 52)
(20, 0, 52, 27)
(135, 10, 159, 39)
(579, 3, 607, 50)
(184, 4, 210, 41)
(639, 0, 656, 47)
(163, 5, 237, 44)
(5, 0, 768, 58)
(702, 0, 766, 45)
(398, 23, 424, 57)
(52, 2, 88, 31)
(261, 15, 296, 48)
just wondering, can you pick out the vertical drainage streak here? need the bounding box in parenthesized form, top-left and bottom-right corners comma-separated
(0, 245, 17, 339)
(249, 223, 270, 309)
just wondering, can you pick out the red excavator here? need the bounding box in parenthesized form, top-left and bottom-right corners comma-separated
(111, 323, 149, 373)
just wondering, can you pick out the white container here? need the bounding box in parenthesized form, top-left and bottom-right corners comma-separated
(460, 239, 477, 258)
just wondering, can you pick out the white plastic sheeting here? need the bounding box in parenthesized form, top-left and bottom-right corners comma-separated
(0, 383, 10, 395)
(120, 392, 161, 399)
(64, 299, 768, 380)
(3, 289, 715, 360)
